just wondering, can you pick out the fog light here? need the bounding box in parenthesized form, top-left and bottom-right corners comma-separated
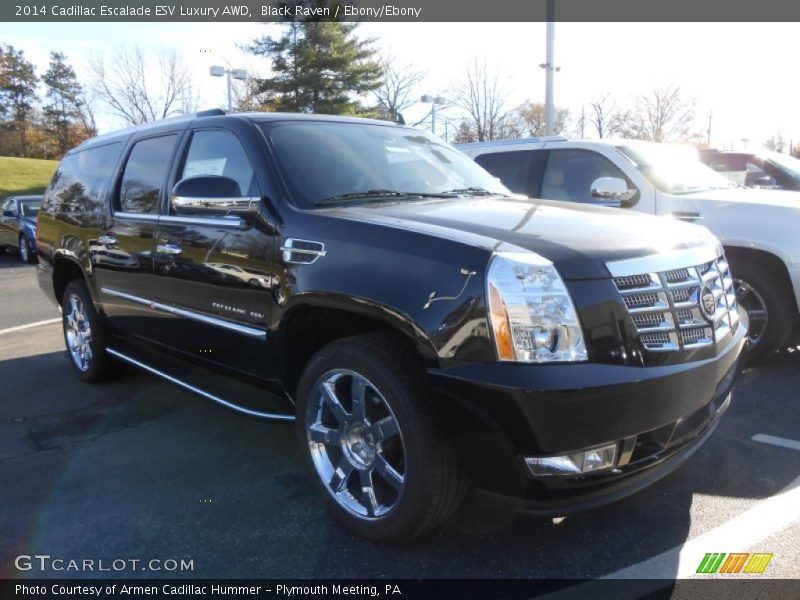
(524, 443, 618, 477)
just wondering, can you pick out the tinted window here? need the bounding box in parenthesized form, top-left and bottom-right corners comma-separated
(475, 151, 537, 196)
(179, 130, 256, 196)
(45, 143, 124, 214)
(19, 200, 40, 217)
(542, 149, 635, 205)
(263, 122, 509, 209)
(118, 135, 178, 213)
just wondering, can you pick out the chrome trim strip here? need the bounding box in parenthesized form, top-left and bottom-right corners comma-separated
(172, 195, 258, 211)
(159, 214, 246, 229)
(101, 287, 267, 339)
(605, 243, 721, 278)
(106, 348, 294, 422)
(114, 211, 159, 222)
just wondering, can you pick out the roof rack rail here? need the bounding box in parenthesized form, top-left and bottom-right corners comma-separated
(456, 135, 567, 149)
(197, 108, 226, 118)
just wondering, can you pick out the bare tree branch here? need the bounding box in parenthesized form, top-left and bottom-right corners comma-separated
(89, 45, 198, 126)
(373, 53, 426, 121)
(454, 57, 512, 142)
(631, 84, 695, 142)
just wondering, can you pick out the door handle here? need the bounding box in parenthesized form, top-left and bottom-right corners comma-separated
(157, 243, 183, 255)
(98, 235, 118, 245)
(671, 211, 703, 222)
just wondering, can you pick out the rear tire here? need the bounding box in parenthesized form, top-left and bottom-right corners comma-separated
(732, 261, 794, 363)
(296, 333, 466, 542)
(61, 280, 125, 382)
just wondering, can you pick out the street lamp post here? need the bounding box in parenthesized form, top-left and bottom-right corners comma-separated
(420, 94, 446, 134)
(540, 0, 558, 136)
(210, 65, 248, 112)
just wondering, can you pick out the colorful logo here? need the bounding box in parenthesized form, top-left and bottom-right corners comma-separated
(696, 552, 773, 574)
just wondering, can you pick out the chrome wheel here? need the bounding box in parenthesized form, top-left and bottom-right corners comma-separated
(19, 237, 29, 262)
(735, 278, 768, 347)
(306, 369, 406, 520)
(64, 294, 93, 372)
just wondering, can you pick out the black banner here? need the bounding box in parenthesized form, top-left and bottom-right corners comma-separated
(3, 579, 800, 600)
(4, 0, 800, 22)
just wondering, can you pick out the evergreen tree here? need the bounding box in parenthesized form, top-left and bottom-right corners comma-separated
(43, 51, 94, 155)
(0, 45, 39, 156)
(246, 21, 382, 115)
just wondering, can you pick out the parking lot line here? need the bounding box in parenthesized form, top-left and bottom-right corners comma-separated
(752, 433, 800, 452)
(604, 474, 800, 579)
(541, 474, 800, 597)
(0, 317, 60, 336)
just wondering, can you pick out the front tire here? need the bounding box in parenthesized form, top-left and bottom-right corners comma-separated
(732, 261, 794, 363)
(19, 234, 33, 263)
(296, 333, 466, 542)
(62, 280, 125, 382)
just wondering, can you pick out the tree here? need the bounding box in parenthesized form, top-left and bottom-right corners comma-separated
(631, 84, 695, 143)
(0, 45, 39, 156)
(454, 57, 512, 142)
(89, 46, 197, 126)
(42, 51, 95, 156)
(764, 133, 785, 153)
(246, 21, 382, 115)
(586, 92, 631, 139)
(373, 54, 425, 122)
(513, 100, 569, 137)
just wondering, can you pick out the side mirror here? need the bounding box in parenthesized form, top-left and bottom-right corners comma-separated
(590, 177, 636, 207)
(170, 176, 260, 215)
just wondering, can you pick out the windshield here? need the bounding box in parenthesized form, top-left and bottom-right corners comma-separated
(616, 142, 735, 195)
(19, 200, 41, 217)
(262, 121, 510, 208)
(763, 152, 800, 184)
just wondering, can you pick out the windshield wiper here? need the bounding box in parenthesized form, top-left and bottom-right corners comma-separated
(317, 190, 406, 205)
(316, 189, 452, 206)
(437, 187, 501, 197)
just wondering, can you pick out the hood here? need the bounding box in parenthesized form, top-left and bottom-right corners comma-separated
(681, 186, 800, 208)
(322, 197, 716, 279)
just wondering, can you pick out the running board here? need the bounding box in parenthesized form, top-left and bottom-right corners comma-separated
(106, 347, 295, 422)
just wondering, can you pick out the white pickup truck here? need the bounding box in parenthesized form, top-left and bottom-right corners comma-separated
(460, 137, 800, 361)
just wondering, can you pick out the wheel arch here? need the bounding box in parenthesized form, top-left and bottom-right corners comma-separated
(276, 294, 439, 399)
(724, 245, 799, 315)
(52, 255, 91, 307)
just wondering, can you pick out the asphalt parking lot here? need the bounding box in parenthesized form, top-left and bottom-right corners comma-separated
(1, 252, 798, 581)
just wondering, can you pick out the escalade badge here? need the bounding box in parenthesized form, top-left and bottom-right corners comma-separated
(700, 286, 717, 320)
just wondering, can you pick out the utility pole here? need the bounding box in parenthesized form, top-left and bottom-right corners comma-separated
(544, 0, 556, 136)
(707, 111, 713, 147)
(580, 105, 585, 138)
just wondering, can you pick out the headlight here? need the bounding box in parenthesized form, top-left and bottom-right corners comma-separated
(486, 251, 587, 363)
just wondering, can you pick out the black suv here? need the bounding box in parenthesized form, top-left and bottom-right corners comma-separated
(36, 111, 747, 541)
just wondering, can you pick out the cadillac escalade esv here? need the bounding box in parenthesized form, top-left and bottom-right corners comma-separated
(36, 111, 746, 541)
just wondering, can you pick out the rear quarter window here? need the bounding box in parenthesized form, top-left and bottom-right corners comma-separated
(44, 142, 124, 215)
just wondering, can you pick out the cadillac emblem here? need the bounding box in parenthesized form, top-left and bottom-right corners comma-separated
(700, 286, 717, 320)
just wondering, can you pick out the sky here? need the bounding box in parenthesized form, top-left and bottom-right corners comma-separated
(1, 21, 798, 150)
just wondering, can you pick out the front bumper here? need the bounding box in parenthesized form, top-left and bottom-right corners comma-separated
(428, 313, 747, 514)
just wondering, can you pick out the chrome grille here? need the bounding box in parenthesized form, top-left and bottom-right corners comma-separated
(612, 250, 739, 352)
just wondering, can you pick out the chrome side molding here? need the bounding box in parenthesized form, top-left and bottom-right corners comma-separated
(101, 287, 267, 339)
(106, 348, 295, 422)
(113, 210, 246, 230)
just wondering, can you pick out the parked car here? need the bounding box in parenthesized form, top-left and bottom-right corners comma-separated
(37, 112, 746, 541)
(699, 148, 800, 191)
(460, 137, 799, 361)
(0, 195, 42, 263)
